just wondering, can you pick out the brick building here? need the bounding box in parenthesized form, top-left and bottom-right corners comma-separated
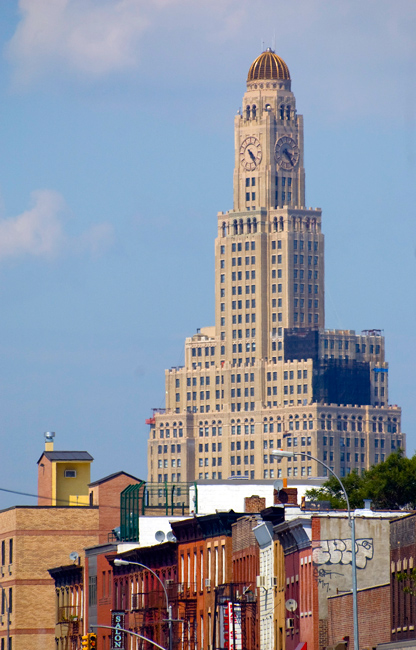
(0, 505, 99, 650)
(327, 583, 390, 649)
(390, 513, 416, 643)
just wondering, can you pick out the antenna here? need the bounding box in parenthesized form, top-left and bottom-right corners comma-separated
(273, 31, 276, 52)
(273, 479, 284, 491)
(69, 551, 79, 563)
(167, 531, 177, 543)
(155, 530, 165, 543)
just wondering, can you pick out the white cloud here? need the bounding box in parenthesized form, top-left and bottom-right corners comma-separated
(0, 189, 114, 261)
(6, 0, 152, 83)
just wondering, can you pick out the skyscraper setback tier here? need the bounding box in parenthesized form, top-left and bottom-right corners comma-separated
(146, 49, 404, 483)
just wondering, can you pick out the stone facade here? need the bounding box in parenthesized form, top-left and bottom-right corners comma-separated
(146, 50, 404, 487)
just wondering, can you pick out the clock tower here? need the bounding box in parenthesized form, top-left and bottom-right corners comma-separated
(234, 48, 305, 213)
(146, 50, 404, 488)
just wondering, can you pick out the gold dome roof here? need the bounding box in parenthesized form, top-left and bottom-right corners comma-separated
(247, 48, 290, 82)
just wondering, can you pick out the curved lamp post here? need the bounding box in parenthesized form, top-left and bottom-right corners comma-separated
(114, 558, 173, 650)
(271, 449, 359, 650)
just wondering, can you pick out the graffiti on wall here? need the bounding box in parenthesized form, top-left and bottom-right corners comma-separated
(313, 538, 374, 569)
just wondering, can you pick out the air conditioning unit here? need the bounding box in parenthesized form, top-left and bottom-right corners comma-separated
(272, 577, 279, 587)
(177, 583, 184, 593)
(7, 565, 12, 575)
(205, 578, 211, 589)
(286, 618, 294, 630)
(256, 575, 267, 589)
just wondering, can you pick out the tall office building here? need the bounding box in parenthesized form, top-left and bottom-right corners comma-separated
(146, 50, 404, 483)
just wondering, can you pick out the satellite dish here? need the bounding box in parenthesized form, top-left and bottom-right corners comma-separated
(155, 530, 165, 543)
(69, 551, 79, 563)
(273, 479, 284, 491)
(285, 599, 298, 612)
(166, 531, 177, 543)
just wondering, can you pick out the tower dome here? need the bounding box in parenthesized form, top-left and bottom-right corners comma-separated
(247, 48, 290, 82)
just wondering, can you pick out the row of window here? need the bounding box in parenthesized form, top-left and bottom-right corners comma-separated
(158, 473, 182, 482)
(294, 313, 319, 324)
(191, 346, 215, 357)
(323, 339, 381, 355)
(294, 240, 319, 251)
(293, 284, 319, 294)
(199, 457, 223, 466)
(157, 445, 183, 454)
(264, 467, 312, 478)
(231, 387, 255, 397)
(294, 269, 319, 280)
(231, 402, 256, 412)
(293, 255, 318, 266)
(230, 270, 256, 281)
(231, 256, 256, 266)
(199, 442, 223, 452)
(323, 437, 365, 447)
(158, 458, 182, 468)
(158, 428, 183, 439)
(221, 299, 257, 312)
(229, 285, 256, 295)
(231, 440, 255, 450)
(229, 313, 256, 324)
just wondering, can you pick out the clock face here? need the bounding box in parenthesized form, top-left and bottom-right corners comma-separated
(275, 136, 300, 170)
(240, 136, 262, 171)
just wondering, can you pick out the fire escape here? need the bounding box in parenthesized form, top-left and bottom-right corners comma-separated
(213, 583, 258, 650)
(57, 605, 82, 650)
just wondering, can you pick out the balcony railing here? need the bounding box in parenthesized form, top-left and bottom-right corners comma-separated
(58, 606, 82, 624)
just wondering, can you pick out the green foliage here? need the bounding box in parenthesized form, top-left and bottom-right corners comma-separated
(305, 450, 416, 510)
(397, 568, 416, 596)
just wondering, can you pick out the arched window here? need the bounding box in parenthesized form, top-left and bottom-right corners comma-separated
(233, 219, 238, 235)
(246, 105, 250, 120)
(247, 218, 252, 234)
(239, 219, 244, 234)
(279, 216, 284, 231)
(273, 216, 278, 232)
(304, 218, 310, 231)
(280, 105, 284, 120)
(252, 217, 257, 233)
(222, 222, 227, 237)
(286, 106, 291, 120)
(252, 105, 257, 118)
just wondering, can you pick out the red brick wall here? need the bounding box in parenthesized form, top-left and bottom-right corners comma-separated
(95, 475, 143, 543)
(327, 583, 390, 648)
(244, 495, 266, 513)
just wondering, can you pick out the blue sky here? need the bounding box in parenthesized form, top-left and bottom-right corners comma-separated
(0, 0, 415, 509)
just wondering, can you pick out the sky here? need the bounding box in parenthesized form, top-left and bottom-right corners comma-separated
(0, 0, 415, 510)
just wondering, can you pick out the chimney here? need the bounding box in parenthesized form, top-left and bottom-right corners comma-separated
(363, 499, 372, 510)
(274, 480, 298, 506)
(245, 495, 266, 513)
(44, 431, 55, 452)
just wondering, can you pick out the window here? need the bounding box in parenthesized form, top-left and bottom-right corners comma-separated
(89, 576, 97, 607)
(64, 469, 77, 478)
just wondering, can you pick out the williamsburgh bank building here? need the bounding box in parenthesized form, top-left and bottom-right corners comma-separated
(146, 50, 404, 484)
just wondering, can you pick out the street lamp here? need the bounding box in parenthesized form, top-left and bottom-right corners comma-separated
(0, 583, 10, 650)
(271, 449, 359, 650)
(113, 559, 173, 650)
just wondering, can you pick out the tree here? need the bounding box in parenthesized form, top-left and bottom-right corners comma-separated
(305, 450, 416, 510)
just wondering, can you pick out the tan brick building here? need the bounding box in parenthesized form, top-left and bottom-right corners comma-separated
(0, 505, 99, 650)
(147, 49, 405, 485)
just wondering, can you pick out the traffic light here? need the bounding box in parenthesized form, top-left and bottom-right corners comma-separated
(81, 633, 97, 649)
